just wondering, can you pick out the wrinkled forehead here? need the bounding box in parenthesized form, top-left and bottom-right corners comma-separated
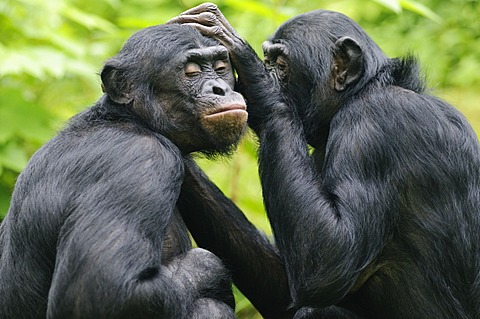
(184, 45, 229, 62)
(262, 41, 288, 56)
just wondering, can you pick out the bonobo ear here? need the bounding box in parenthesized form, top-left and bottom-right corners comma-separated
(100, 61, 133, 104)
(332, 36, 364, 92)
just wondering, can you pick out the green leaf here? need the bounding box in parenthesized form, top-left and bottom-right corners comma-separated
(48, 33, 87, 57)
(0, 141, 29, 173)
(0, 47, 62, 78)
(117, 17, 159, 30)
(223, 0, 290, 20)
(400, 0, 442, 23)
(0, 184, 10, 219)
(0, 46, 97, 79)
(60, 6, 117, 33)
(0, 87, 55, 144)
(373, 0, 402, 13)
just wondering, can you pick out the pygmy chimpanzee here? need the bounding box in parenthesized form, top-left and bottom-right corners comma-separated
(0, 24, 249, 319)
(170, 4, 480, 318)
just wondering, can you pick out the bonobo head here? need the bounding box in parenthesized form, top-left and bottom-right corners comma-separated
(262, 10, 388, 143)
(101, 24, 247, 155)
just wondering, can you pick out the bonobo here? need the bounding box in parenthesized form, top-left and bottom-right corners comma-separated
(170, 4, 480, 319)
(0, 24, 248, 319)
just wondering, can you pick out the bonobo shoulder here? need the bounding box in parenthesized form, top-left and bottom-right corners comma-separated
(58, 117, 184, 175)
(66, 106, 179, 151)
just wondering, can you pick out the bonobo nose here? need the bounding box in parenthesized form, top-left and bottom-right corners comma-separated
(202, 79, 231, 96)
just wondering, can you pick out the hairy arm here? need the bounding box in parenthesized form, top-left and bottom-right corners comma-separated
(177, 157, 293, 319)
(258, 104, 396, 307)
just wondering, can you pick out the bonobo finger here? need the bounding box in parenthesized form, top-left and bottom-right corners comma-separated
(206, 6, 236, 35)
(182, 23, 234, 48)
(168, 12, 219, 27)
(168, 15, 237, 49)
(168, 12, 237, 43)
(170, 3, 237, 35)
(183, 3, 237, 35)
(176, 2, 218, 16)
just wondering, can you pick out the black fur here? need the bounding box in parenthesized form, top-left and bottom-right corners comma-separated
(0, 24, 247, 319)
(246, 10, 480, 319)
(171, 6, 480, 318)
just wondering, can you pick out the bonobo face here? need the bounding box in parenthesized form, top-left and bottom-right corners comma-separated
(262, 41, 290, 86)
(261, 39, 317, 115)
(262, 11, 369, 145)
(162, 45, 248, 154)
(101, 25, 247, 155)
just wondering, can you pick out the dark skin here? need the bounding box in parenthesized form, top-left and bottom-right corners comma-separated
(0, 24, 249, 319)
(170, 4, 480, 319)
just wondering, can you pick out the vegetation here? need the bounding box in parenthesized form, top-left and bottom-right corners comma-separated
(1, 0, 479, 317)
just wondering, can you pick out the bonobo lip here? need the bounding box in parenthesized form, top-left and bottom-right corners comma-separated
(204, 103, 247, 118)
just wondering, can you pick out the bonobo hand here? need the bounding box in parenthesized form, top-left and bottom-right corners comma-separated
(167, 3, 251, 71)
(165, 248, 234, 308)
(168, 3, 281, 134)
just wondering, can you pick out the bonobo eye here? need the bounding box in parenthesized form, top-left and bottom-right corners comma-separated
(273, 55, 289, 83)
(264, 55, 270, 65)
(184, 62, 202, 77)
(213, 60, 229, 74)
(275, 55, 288, 71)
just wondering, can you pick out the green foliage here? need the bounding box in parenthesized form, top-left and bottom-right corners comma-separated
(0, 0, 479, 316)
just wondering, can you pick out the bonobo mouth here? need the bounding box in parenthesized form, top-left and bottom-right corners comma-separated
(204, 103, 247, 119)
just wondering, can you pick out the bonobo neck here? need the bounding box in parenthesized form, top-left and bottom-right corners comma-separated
(64, 96, 142, 133)
(94, 95, 138, 123)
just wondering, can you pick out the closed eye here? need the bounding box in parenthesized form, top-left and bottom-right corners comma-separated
(213, 60, 229, 74)
(184, 62, 202, 77)
(275, 55, 288, 71)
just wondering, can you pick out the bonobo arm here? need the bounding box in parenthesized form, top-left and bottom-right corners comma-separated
(177, 157, 293, 319)
(168, 3, 278, 133)
(256, 107, 394, 307)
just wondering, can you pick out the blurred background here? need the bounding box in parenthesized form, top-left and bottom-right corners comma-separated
(0, 0, 479, 317)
